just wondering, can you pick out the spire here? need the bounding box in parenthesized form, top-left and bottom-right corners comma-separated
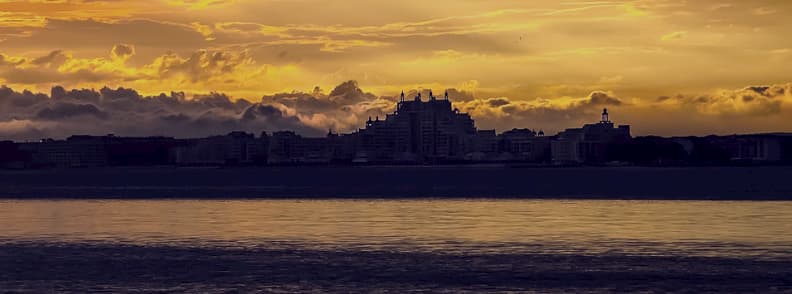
(444, 90, 449, 100)
(430, 90, 435, 101)
(601, 108, 610, 123)
(400, 90, 405, 102)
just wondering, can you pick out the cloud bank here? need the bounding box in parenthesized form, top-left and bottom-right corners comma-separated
(2, 81, 792, 141)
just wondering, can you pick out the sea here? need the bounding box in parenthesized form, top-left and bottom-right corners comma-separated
(1, 199, 791, 293)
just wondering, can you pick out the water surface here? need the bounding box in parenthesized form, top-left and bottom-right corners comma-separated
(1, 200, 791, 292)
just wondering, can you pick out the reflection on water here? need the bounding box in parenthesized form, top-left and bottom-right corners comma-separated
(1, 199, 791, 258)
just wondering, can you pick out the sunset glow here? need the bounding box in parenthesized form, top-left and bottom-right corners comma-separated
(1, 0, 791, 139)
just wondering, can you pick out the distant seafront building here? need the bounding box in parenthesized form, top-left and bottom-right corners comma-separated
(551, 108, 631, 164)
(267, 90, 481, 163)
(174, 131, 267, 165)
(498, 128, 551, 162)
(265, 90, 599, 164)
(18, 134, 176, 168)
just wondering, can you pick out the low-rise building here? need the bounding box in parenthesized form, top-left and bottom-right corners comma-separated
(268, 131, 333, 164)
(551, 108, 631, 164)
(174, 132, 266, 165)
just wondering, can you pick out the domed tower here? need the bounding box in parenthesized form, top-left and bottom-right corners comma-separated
(601, 108, 610, 123)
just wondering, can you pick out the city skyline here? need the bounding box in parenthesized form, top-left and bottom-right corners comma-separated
(4, 89, 786, 169)
(1, 81, 791, 141)
(1, 0, 792, 139)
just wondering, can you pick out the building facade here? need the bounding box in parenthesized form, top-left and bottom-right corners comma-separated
(355, 91, 476, 162)
(174, 131, 267, 165)
(551, 108, 632, 164)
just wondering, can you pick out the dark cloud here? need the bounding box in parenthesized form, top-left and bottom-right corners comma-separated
(1, 81, 790, 140)
(31, 50, 68, 67)
(0, 86, 48, 109)
(54, 86, 101, 103)
(746, 85, 786, 97)
(585, 91, 623, 106)
(0, 80, 639, 140)
(656, 95, 672, 102)
(0, 84, 317, 140)
(193, 92, 246, 110)
(268, 92, 334, 113)
(747, 86, 770, 94)
(487, 98, 510, 107)
(258, 80, 395, 132)
(0, 80, 407, 140)
(36, 102, 108, 120)
(111, 44, 135, 59)
(327, 80, 377, 104)
(242, 104, 282, 120)
(263, 80, 384, 117)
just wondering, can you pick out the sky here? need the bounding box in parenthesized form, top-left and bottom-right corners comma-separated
(1, 0, 791, 140)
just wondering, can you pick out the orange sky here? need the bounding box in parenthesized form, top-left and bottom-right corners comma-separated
(1, 0, 791, 139)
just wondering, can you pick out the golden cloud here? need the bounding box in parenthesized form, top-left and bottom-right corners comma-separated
(1, 0, 792, 136)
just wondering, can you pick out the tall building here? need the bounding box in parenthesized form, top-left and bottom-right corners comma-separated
(356, 90, 476, 162)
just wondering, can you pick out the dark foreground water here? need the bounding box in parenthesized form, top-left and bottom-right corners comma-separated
(1, 200, 791, 292)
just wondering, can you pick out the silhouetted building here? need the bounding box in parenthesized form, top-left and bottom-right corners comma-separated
(552, 108, 631, 164)
(499, 128, 551, 162)
(675, 134, 788, 165)
(0, 141, 30, 169)
(723, 135, 782, 162)
(10, 90, 792, 169)
(268, 130, 335, 164)
(18, 134, 177, 168)
(174, 132, 266, 165)
(355, 90, 476, 162)
(606, 136, 689, 166)
(20, 136, 108, 167)
(467, 129, 499, 161)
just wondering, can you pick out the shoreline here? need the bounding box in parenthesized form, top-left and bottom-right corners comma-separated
(1, 165, 790, 200)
